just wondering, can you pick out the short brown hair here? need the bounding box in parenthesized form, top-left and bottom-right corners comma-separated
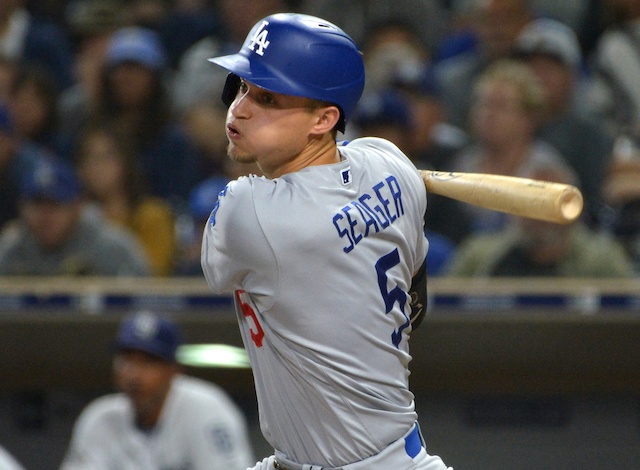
(474, 59, 546, 113)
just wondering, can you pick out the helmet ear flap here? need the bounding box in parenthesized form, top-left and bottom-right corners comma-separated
(221, 73, 241, 107)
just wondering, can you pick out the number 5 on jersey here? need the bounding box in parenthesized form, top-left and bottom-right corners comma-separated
(375, 248, 410, 347)
(235, 290, 265, 348)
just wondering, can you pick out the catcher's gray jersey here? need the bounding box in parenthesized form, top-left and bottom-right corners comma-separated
(202, 137, 429, 467)
(60, 375, 254, 470)
(0, 446, 24, 470)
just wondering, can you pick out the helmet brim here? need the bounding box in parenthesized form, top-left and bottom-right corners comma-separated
(209, 54, 304, 99)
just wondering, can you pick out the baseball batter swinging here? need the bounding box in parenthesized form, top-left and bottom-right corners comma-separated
(201, 13, 452, 470)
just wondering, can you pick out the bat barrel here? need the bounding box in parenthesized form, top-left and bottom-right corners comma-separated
(420, 170, 584, 224)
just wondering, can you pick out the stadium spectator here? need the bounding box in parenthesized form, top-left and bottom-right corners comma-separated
(0, 0, 75, 91)
(89, 26, 205, 205)
(361, 18, 472, 170)
(61, 310, 255, 470)
(351, 88, 461, 274)
(180, 95, 229, 179)
(351, 88, 414, 151)
(527, 0, 605, 51)
(356, 17, 475, 247)
(172, 0, 287, 113)
(450, 59, 570, 234)
(173, 175, 229, 277)
(359, 17, 432, 96)
(0, 57, 18, 101)
(434, 0, 534, 131)
(174, 157, 260, 277)
(444, 164, 634, 277)
(299, 0, 449, 52)
(121, 0, 220, 68)
(7, 63, 74, 159)
(75, 123, 177, 276)
(602, 137, 640, 273)
(0, 157, 150, 276)
(0, 103, 52, 231)
(514, 17, 614, 226)
(59, 0, 126, 141)
(357, 17, 470, 165)
(587, 0, 640, 137)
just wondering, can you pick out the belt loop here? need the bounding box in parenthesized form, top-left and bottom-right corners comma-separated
(415, 420, 427, 448)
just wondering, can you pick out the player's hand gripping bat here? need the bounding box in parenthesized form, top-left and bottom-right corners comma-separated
(419, 170, 583, 224)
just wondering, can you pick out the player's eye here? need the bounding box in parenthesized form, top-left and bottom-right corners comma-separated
(260, 93, 276, 105)
(238, 80, 249, 94)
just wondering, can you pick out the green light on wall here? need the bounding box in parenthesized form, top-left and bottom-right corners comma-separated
(177, 344, 251, 368)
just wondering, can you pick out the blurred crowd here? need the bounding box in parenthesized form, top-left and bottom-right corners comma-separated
(0, 0, 639, 278)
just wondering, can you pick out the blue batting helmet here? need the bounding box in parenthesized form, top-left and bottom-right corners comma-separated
(208, 13, 365, 133)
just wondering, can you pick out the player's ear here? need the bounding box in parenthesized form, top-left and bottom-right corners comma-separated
(310, 105, 341, 135)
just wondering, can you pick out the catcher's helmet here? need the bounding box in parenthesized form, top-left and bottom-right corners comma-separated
(208, 13, 365, 133)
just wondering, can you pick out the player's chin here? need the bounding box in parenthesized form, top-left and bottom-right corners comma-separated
(127, 393, 151, 412)
(227, 144, 256, 164)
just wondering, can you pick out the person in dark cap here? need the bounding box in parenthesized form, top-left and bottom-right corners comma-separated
(87, 25, 205, 204)
(352, 89, 413, 150)
(66, 0, 126, 39)
(0, 157, 150, 276)
(0, 103, 52, 231)
(173, 175, 230, 276)
(513, 17, 614, 227)
(352, 86, 471, 256)
(0, 0, 75, 91)
(61, 310, 255, 470)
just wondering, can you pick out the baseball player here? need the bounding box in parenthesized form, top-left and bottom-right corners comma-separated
(60, 311, 255, 470)
(201, 13, 452, 470)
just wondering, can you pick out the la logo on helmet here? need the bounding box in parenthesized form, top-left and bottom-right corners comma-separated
(248, 20, 270, 56)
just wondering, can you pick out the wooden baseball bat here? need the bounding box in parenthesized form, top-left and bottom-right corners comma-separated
(420, 170, 583, 224)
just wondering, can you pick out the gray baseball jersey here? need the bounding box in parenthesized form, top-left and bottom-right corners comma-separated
(60, 375, 254, 470)
(0, 446, 24, 470)
(202, 137, 429, 467)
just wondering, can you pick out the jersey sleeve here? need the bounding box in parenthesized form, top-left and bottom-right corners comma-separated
(201, 176, 277, 296)
(60, 401, 115, 470)
(186, 387, 256, 470)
